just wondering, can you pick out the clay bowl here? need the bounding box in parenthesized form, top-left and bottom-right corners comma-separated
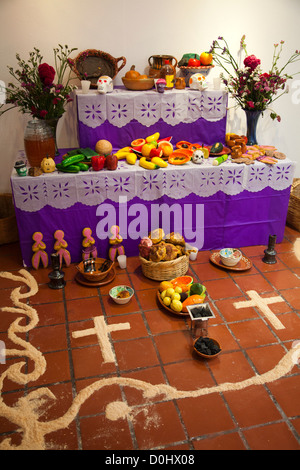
(122, 77, 154, 91)
(109, 285, 134, 304)
(76, 258, 114, 282)
(219, 248, 242, 267)
(193, 336, 221, 359)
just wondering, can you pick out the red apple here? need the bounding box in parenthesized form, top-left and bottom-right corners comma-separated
(149, 147, 163, 158)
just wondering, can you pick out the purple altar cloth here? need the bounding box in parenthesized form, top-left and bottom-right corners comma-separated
(77, 117, 227, 152)
(76, 87, 228, 150)
(13, 187, 291, 268)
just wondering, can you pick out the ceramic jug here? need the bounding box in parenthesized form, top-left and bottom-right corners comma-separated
(148, 55, 177, 78)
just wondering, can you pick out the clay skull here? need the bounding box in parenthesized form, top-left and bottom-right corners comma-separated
(97, 75, 113, 94)
(192, 149, 205, 164)
(189, 73, 208, 91)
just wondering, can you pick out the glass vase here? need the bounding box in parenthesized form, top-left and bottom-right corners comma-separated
(24, 118, 56, 167)
(45, 117, 60, 156)
(244, 109, 262, 146)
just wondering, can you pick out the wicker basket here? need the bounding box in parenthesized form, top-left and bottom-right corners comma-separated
(0, 194, 19, 245)
(139, 254, 189, 281)
(286, 179, 300, 233)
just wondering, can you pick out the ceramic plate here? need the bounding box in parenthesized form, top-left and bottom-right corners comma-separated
(156, 291, 189, 317)
(210, 252, 252, 271)
(208, 146, 231, 156)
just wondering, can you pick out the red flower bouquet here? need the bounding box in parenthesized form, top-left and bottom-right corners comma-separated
(210, 36, 300, 121)
(1, 44, 77, 120)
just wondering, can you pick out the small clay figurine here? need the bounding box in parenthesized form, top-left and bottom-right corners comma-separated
(14, 161, 27, 177)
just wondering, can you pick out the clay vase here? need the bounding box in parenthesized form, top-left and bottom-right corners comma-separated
(148, 55, 177, 78)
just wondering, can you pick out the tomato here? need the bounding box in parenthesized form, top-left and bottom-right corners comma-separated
(200, 52, 213, 66)
(188, 57, 201, 67)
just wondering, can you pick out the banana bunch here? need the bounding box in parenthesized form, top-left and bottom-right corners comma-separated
(139, 156, 168, 170)
(114, 147, 137, 165)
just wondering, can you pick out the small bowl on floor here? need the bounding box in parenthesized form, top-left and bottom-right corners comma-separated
(193, 336, 221, 359)
(219, 248, 242, 267)
(109, 285, 134, 304)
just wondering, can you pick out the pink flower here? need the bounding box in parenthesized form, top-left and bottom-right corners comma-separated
(244, 55, 261, 71)
(38, 63, 55, 86)
(246, 101, 255, 108)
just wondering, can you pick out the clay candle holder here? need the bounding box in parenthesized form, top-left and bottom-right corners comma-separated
(262, 234, 277, 264)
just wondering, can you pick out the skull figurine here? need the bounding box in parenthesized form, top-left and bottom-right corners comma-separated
(192, 149, 205, 164)
(189, 73, 208, 91)
(97, 75, 113, 94)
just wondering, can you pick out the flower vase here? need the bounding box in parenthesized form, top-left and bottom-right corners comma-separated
(45, 118, 60, 156)
(244, 110, 262, 146)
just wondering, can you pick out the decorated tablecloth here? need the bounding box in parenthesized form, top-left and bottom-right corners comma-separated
(11, 151, 296, 267)
(76, 87, 228, 149)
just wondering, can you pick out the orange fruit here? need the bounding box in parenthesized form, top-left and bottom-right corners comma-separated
(158, 141, 173, 157)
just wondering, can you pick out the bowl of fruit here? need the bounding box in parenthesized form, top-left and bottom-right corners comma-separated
(157, 276, 207, 316)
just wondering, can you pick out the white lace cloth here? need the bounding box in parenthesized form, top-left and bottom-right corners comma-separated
(11, 153, 296, 212)
(76, 88, 228, 128)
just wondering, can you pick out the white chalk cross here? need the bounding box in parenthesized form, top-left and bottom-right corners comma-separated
(72, 315, 131, 363)
(233, 290, 285, 330)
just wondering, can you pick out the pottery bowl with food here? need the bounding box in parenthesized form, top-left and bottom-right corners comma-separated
(76, 258, 114, 282)
(219, 248, 242, 267)
(109, 285, 134, 304)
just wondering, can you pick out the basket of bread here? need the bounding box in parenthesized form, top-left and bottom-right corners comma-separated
(138, 229, 190, 281)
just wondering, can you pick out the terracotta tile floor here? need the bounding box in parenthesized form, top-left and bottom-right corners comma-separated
(0, 225, 300, 450)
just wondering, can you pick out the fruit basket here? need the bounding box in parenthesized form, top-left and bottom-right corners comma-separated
(286, 178, 300, 232)
(0, 193, 19, 245)
(139, 254, 189, 281)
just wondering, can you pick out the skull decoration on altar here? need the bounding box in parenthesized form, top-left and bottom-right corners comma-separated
(192, 149, 205, 164)
(189, 73, 208, 91)
(97, 75, 114, 94)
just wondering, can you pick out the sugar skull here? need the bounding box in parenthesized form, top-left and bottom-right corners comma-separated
(192, 149, 205, 164)
(97, 75, 113, 94)
(189, 73, 208, 91)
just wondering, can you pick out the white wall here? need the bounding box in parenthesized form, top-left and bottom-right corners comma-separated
(1, 0, 300, 193)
